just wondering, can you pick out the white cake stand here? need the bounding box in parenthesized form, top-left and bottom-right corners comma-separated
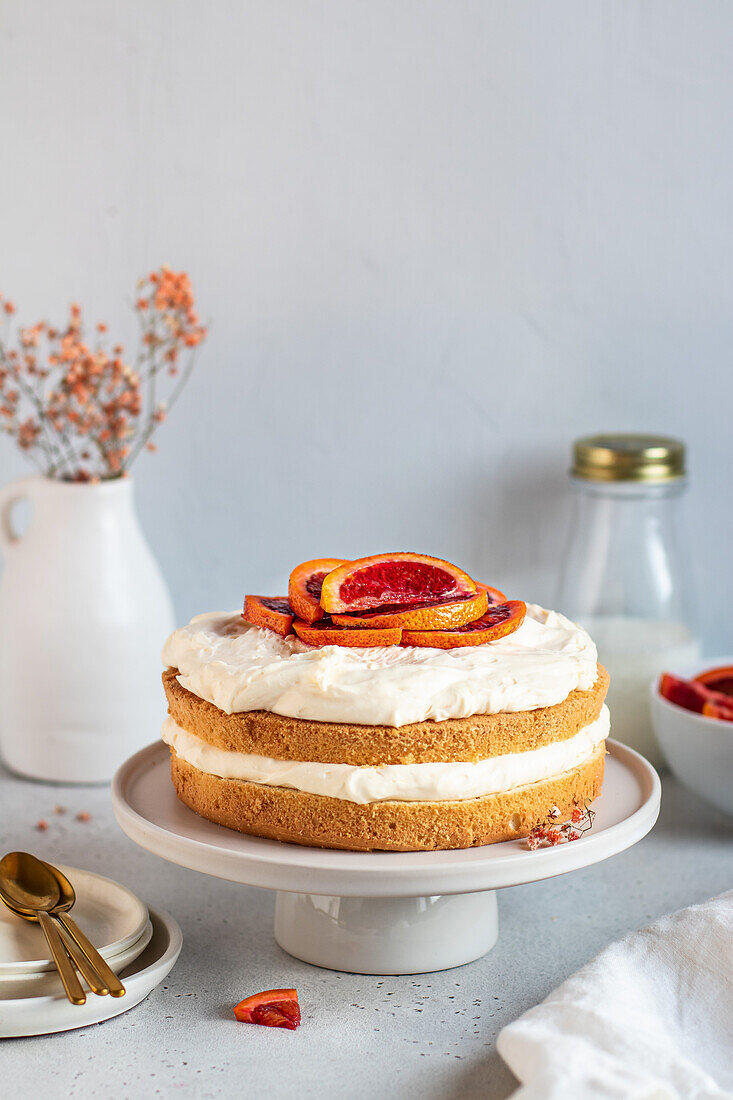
(111, 740, 660, 975)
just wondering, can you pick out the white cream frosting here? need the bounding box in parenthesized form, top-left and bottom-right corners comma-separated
(162, 706, 609, 804)
(161, 605, 598, 727)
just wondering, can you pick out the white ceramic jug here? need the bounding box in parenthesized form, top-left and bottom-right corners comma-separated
(0, 476, 175, 782)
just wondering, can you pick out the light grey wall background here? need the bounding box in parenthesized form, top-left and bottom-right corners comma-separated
(1, 1, 731, 646)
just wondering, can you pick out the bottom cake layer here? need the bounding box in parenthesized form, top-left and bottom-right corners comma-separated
(169, 744, 606, 852)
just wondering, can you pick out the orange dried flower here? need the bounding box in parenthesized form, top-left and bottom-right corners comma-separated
(0, 268, 206, 480)
(18, 418, 40, 449)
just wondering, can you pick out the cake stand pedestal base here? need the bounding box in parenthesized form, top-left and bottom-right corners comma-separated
(274, 890, 498, 974)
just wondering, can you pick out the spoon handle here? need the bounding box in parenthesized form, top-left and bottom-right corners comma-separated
(56, 913, 126, 997)
(53, 918, 110, 996)
(38, 911, 86, 1005)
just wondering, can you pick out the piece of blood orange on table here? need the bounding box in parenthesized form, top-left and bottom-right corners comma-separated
(320, 553, 477, 615)
(292, 618, 402, 647)
(330, 589, 489, 630)
(242, 595, 294, 637)
(476, 582, 507, 605)
(289, 558, 348, 623)
(693, 665, 733, 697)
(402, 600, 526, 649)
(233, 988, 301, 1030)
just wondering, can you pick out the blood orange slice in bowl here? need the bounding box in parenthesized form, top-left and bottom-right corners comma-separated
(242, 595, 294, 637)
(658, 673, 709, 713)
(289, 558, 348, 623)
(320, 553, 477, 615)
(292, 618, 402, 648)
(693, 665, 733, 698)
(658, 671, 733, 715)
(702, 700, 733, 722)
(402, 600, 526, 649)
(330, 589, 489, 630)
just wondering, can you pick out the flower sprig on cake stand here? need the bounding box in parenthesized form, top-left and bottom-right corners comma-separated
(523, 800, 596, 850)
(0, 267, 207, 481)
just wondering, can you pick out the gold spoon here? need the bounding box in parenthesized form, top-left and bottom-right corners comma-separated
(0, 851, 86, 1005)
(0, 853, 115, 997)
(42, 859, 125, 998)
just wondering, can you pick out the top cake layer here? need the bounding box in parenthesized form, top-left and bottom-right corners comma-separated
(162, 604, 598, 727)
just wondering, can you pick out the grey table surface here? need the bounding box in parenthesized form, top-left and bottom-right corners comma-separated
(0, 761, 730, 1100)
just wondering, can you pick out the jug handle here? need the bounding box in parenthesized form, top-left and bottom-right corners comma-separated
(0, 476, 38, 554)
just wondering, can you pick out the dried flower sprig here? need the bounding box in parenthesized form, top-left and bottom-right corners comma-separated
(0, 268, 207, 481)
(523, 800, 596, 850)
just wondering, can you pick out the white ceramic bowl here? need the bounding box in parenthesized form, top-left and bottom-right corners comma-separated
(650, 657, 733, 818)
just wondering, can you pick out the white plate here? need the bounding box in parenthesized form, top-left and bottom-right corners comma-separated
(0, 864, 148, 977)
(0, 906, 182, 1037)
(0, 918, 154, 987)
(112, 740, 661, 897)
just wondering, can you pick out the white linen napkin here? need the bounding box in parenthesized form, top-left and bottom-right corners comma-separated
(497, 890, 733, 1100)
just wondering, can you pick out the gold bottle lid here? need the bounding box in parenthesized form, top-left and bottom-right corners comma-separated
(571, 433, 686, 483)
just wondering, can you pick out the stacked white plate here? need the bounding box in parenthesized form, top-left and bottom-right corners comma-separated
(0, 865, 182, 1036)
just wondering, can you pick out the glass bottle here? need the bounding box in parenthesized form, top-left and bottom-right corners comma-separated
(556, 434, 700, 766)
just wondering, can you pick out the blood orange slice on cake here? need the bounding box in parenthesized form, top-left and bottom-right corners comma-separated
(292, 618, 402, 648)
(402, 600, 526, 649)
(320, 553, 477, 614)
(288, 558, 348, 623)
(330, 589, 489, 630)
(242, 595, 294, 636)
(476, 582, 507, 605)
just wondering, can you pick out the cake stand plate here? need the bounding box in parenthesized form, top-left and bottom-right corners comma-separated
(111, 740, 660, 974)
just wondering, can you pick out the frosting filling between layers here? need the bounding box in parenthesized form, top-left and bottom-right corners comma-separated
(161, 605, 599, 727)
(161, 706, 609, 805)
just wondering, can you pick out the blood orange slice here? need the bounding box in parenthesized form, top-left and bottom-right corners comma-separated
(693, 665, 733, 698)
(289, 558, 348, 623)
(233, 988, 301, 1030)
(242, 595, 294, 636)
(702, 700, 733, 721)
(320, 553, 477, 614)
(476, 582, 507, 605)
(402, 600, 526, 649)
(658, 673, 708, 713)
(659, 671, 733, 717)
(292, 618, 401, 648)
(330, 589, 488, 630)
